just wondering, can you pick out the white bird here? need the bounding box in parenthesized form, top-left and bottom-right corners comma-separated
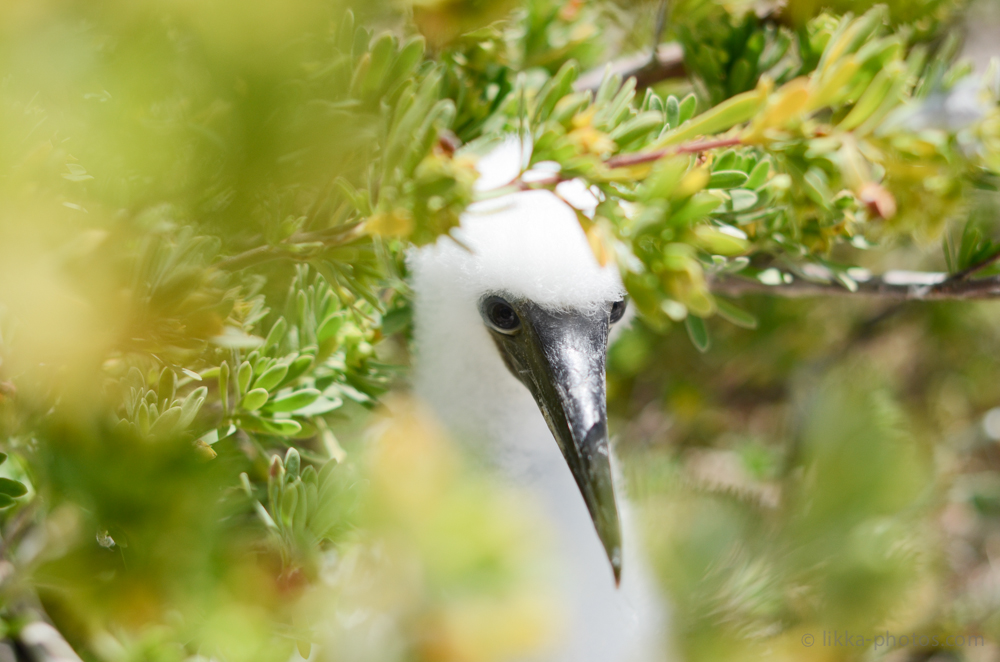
(410, 139, 668, 662)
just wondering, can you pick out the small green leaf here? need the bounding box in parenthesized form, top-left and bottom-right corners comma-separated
(264, 317, 288, 351)
(802, 169, 833, 209)
(137, 401, 150, 435)
(678, 93, 698, 124)
(254, 364, 290, 393)
(180, 387, 208, 429)
(715, 299, 758, 329)
(199, 366, 220, 379)
(708, 170, 749, 189)
(0, 453, 7, 466)
(238, 361, 253, 394)
(149, 407, 183, 437)
(0, 478, 27, 498)
(0, 494, 15, 509)
(317, 314, 345, 342)
(746, 160, 771, 189)
(670, 191, 725, 226)
(285, 448, 301, 478)
(181, 368, 202, 381)
(158, 368, 176, 408)
(610, 111, 664, 149)
(241, 388, 270, 412)
(211, 329, 264, 350)
(685, 316, 711, 353)
(255, 418, 303, 437)
(281, 355, 314, 387)
(714, 150, 738, 171)
(665, 95, 680, 129)
(728, 189, 759, 212)
(263, 389, 321, 413)
(290, 396, 344, 417)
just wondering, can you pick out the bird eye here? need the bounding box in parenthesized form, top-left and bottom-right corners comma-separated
(482, 296, 521, 334)
(610, 298, 628, 324)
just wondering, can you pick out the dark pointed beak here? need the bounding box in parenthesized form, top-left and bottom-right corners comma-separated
(486, 300, 622, 584)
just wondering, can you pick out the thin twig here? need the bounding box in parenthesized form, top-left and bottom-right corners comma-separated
(651, 0, 670, 63)
(214, 224, 363, 272)
(605, 137, 742, 168)
(214, 244, 281, 272)
(944, 247, 1000, 282)
(574, 43, 686, 93)
(712, 271, 1000, 301)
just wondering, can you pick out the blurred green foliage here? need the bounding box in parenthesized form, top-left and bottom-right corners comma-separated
(0, 0, 998, 660)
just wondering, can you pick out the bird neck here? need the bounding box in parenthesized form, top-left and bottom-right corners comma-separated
(412, 294, 559, 478)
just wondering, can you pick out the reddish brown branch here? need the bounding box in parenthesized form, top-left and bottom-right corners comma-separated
(605, 137, 742, 169)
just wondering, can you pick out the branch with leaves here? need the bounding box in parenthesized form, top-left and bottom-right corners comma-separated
(711, 270, 1000, 300)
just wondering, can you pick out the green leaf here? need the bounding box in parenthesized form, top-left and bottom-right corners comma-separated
(238, 361, 253, 394)
(728, 189, 759, 212)
(552, 91, 593, 126)
(838, 66, 894, 131)
(241, 388, 270, 412)
(655, 88, 763, 147)
(670, 191, 725, 226)
(263, 389, 322, 413)
(708, 170, 749, 189)
(254, 364, 290, 393)
(360, 32, 397, 99)
(0, 494, 15, 509)
(535, 60, 579, 122)
(288, 396, 344, 417)
(685, 316, 711, 353)
(149, 406, 183, 437)
(180, 387, 208, 429)
(0, 478, 27, 498)
(267, 419, 303, 437)
(317, 313, 346, 342)
(386, 36, 426, 88)
(264, 317, 288, 351)
(610, 111, 664, 149)
(280, 355, 314, 387)
(802, 169, 833, 209)
(678, 93, 698, 124)
(240, 417, 303, 438)
(284, 448, 301, 479)
(211, 329, 265, 350)
(158, 368, 176, 408)
(715, 299, 758, 329)
(745, 160, 771, 189)
(665, 95, 680, 129)
(595, 69, 623, 106)
(714, 150, 738, 172)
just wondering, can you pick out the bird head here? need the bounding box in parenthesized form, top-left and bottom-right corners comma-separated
(411, 188, 629, 584)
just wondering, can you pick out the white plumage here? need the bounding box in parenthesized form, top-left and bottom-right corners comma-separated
(410, 145, 669, 661)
